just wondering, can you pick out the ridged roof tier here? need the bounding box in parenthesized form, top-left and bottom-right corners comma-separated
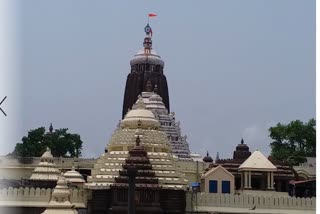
(64, 166, 85, 184)
(137, 85, 192, 161)
(239, 150, 277, 171)
(130, 48, 164, 67)
(86, 96, 187, 190)
(42, 174, 78, 214)
(112, 136, 162, 190)
(30, 147, 61, 181)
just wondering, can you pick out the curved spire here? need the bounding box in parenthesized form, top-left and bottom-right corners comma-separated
(241, 138, 244, 144)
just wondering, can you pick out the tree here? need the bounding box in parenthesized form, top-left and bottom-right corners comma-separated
(12, 124, 83, 158)
(269, 119, 316, 165)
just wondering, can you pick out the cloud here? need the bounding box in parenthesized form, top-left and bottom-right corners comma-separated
(242, 124, 271, 156)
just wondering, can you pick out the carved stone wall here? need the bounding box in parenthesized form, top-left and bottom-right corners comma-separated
(0, 187, 87, 208)
(186, 192, 316, 212)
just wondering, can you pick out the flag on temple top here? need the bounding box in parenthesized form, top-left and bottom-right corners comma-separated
(148, 13, 157, 17)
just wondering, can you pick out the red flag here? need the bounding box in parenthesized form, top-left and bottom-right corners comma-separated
(148, 13, 157, 17)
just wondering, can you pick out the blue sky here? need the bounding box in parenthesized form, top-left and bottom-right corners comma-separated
(3, 0, 315, 158)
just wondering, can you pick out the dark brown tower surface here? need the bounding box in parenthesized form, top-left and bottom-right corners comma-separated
(233, 138, 251, 161)
(122, 24, 169, 118)
(111, 136, 162, 214)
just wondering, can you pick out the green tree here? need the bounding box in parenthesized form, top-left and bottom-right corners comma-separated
(269, 119, 316, 165)
(12, 125, 83, 158)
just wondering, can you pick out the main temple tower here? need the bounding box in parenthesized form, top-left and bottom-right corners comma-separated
(122, 24, 170, 118)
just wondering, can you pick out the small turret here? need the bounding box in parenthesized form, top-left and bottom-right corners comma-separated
(233, 138, 251, 161)
(203, 151, 213, 163)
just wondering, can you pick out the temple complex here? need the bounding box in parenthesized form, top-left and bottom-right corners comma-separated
(0, 22, 316, 214)
(86, 96, 188, 213)
(122, 24, 169, 118)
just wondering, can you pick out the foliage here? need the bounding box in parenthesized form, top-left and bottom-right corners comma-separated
(12, 126, 83, 158)
(269, 119, 316, 165)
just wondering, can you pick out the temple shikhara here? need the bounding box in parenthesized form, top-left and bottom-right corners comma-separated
(0, 22, 316, 214)
(122, 23, 169, 119)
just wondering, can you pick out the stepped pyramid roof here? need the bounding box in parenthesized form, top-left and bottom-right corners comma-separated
(239, 150, 276, 171)
(42, 174, 78, 214)
(30, 147, 60, 181)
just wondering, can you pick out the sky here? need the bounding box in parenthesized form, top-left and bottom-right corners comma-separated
(0, 0, 315, 159)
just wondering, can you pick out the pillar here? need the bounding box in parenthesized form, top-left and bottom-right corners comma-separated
(241, 172, 244, 189)
(128, 166, 137, 214)
(248, 171, 251, 189)
(270, 172, 274, 190)
(244, 171, 248, 188)
(267, 172, 271, 189)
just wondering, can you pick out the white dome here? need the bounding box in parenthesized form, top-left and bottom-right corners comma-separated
(121, 96, 160, 129)
(130, 48, 164, 67)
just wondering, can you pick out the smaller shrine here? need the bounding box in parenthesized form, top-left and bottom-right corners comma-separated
(203, 151, 213, 168)
(42, 173, 78, 214)
(233, 138, 251, 161)
(201, 165, 235, 194)
(29, 147, 61, 188)
(64, 166, 86, 188)
(239, 150, 276, 190)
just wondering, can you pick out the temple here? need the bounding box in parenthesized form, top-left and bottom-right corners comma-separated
(86, 96, 187, 213)
(0, 22, 316, 214)
(122, 23, 169, 118)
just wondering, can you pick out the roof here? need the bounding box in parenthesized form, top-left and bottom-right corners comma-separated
(42, 174, 78, 214)
(64, 167, 85, 183)
(239, 150, 276, 171)
(41, 147, 53, 159)
(121, 96, 160, 129)
(201, 165, 234, 179)
(289, 179, 316, 185)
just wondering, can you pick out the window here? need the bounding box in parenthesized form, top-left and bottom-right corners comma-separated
(156, 65, 160, 72)
(222, 180, 230, 193)
(209, 180, 217, 193)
